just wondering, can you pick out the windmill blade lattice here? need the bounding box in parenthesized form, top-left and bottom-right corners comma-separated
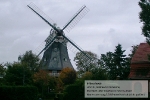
(33, 41, 45, 56)
(28, 2, 54, 25)
(37, 35, 57, 57)
(62, 5, 89, 33)
(61, 35, 98, 67)
(33, 29, 57, 56)
(27, 3, 59, 32)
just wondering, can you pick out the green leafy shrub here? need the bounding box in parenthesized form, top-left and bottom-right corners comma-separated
(0, 86, 38, 100)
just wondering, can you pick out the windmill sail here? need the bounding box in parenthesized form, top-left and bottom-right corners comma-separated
(37, 35, 57, 57)
(61, 35, 98, 67)
(27, 3, 59, 33)
(62, 5, 89, 32)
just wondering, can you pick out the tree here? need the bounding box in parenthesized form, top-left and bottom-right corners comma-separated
(74, 51, 98, 74)
(0, 63, 6, 85)
(99, 44, 130, 80)
(33, 70, 52, 87)
(128, 45, 139, 60)
(18, 50, 40, 73)
(113, 44, 130, 79)
(91, 67, 108, 80)
(4, 51, 41, 86)
(81, 68, 107, 80)
(99, 52, 114, 71)
(0, 63, 6, 77)
(139, 0, 150, 44)
(4, 62, 32, 85)
(81, 71, 93, 80)
(59, 67, 77, 85)
(33, 70, 56, 98)
(63, 79, 84, 100)
(55, 78, 64, 93)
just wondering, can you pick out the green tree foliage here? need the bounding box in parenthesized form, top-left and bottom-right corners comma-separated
(81, 68, 107, 80)
(33, 70, 56, 98)
(18, 50, 40, 73)
(4, 51, 40, 86)
(99, 44, 130, 80)
(128, 45, 139, 59)
(33, 70, 54, 87)
(91, 67, 108, 80)
(4, 62, 32, 85)
(74, 51, 107, 80)
(113, 44, 130, 79)
(59, 67, 77, 85)
(0, 63, 6, 85)
(63, 79, 84, 100)
(55, 78, 64, 93)
(100, 52, 114, 72)
(81, 71, 93, 80)
(139, 0, 150, 44)
(0, 86, 38, 100)
(0, 63, 6, 77)
(74, 51, 98, 74)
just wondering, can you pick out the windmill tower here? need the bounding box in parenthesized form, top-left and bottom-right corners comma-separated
(41, 28, 73, 76)
(27, 3, 95, 76)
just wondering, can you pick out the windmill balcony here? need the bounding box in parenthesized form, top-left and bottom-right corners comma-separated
(49, 72, 60, 77)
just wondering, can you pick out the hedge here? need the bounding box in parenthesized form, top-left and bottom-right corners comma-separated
(0, 86, 38, 100)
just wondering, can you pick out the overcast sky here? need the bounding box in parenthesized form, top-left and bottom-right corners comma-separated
(0, 0, 145, 68)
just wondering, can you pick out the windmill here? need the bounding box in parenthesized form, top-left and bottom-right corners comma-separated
(27, 3, 97, 76)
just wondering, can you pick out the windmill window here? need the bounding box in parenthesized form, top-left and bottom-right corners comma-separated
(53, 57, 57, 61)
(52, 70, 57, 73)
(54, 48, 58, 52)
(44, 58, 47, 62)
(52, 71, 59, 77)
(64, 58, 67, 61)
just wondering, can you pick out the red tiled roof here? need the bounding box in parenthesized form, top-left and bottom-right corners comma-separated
(131, 43, 150, 63)
(129, 43, 150, 79)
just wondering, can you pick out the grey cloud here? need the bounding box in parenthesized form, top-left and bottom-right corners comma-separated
(0, 0, 145, 64)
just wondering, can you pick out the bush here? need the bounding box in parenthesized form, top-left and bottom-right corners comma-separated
(63, 79, 84, 100)
(0, 86, 38, 100)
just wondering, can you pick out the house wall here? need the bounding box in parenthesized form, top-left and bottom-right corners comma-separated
(129, 62, 150, 79)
